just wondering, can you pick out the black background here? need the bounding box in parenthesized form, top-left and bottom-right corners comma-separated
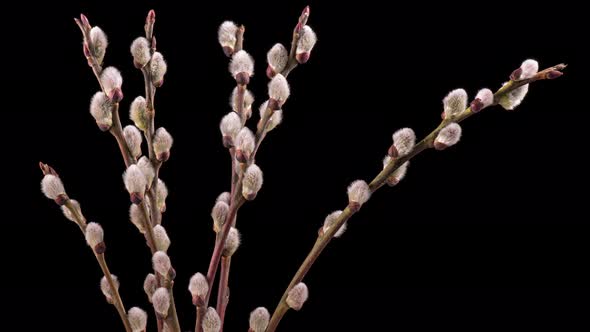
(4, 0, 589, 331)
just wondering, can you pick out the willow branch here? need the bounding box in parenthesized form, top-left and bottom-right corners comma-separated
(266, 63, 567, 332)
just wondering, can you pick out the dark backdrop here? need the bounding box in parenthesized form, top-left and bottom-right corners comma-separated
(4, 0, 589, 331)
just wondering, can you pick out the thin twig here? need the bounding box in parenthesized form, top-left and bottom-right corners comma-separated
(265, 63, 567, 332)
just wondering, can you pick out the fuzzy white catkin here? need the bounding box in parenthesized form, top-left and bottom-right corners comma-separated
(85, 222, 104, 248)
(296, 25, 317, 54)
(392, 128, 416, 157)
(130, 37, 151, 68)
(230, 87, 254, 113)
(188, 272, 209, 299)
(383, 156, 409, 185)
(322, 210, 347, 238)
(150, 52, 167, 86)
(128, 307, 147, 332)
(124, 165, 147, 195)
(211, 200, 229, 233)
(156, 179, 168, 212)
(137, 157, 155, 189)
(229, 50, 254, 77)
(216, 192, 231, 205)
(90, 26, 108, 64)
(61, 199, 81, 223)
(153, 127, 173, 159)
(152, 287, 170, 317)
(286, 282, 309, 311)
(223, 227, 241, 257)
(347, 180, 371, 206)
(249, 307, 270, 332)
(220, 112, 242, 139)
(129, 96, 148, 131)
(267, 43, 288, 72)
(218, 21, 238, 48)
(152, 251, 171, 276)
(41, 174, 65, 200)
(90, 92, 113, 129)
(475, 88, 494, 108)
(259, 101, 283, 131)
(435, 123, 462, 148)
(235, 127, 255, 156)
(242, 164, 263, 199)
(153, 225, 170, 252)
(202, 307, 221, 332)
(268, 74, 290, 103)
(443, 89, 468, 117)
(101, 67, 123, 97)
(144, 274, 157, 301)
(123, 125, 142, 158)
(129, 204, 147, 233)
(499, 59, 538, 110)
(100, 274, 118, 301)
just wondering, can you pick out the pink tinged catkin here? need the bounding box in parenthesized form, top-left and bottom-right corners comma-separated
(156, 179, 168, 213)
(223, 227, 241, 257)
(218, 21, 238, 56)
(211, 200, 229, 233)
(268, 74, 290, 107)
(137, 157, 155, 189)
(143, 274, 157, 302)
(242, 164, 263, 200)
(127, 307, 147, 332)
(235, 127, 255, 162)
(259, 101, 283, 132)
(220, 112, 242, 148)
(129, 204, 147, 234)
(123, 125, 143, 158)
(85, 222, 105, 253)
(123, 165, 147, 204)
(390, 128, 416, 158)
(153, 225, 170, 252)
(90, 91, 113, 131)
(347, 180, 370, 211)
(89, 26, 108, 65)
(471, 88, 494, 113)
(267, 43, 288, 77)
(152, 287, 170, 318)
(443, 88, 468, 118)
(230, 50, 254, 85)
(296, 25, 317, 64)
(130, 37, 150, 68)
(322, 210, 347, 238)
(101, 67, 123, 102)
(286, 282, 309, 311)
(152, 251, 171, 277)
(202, 307, 221, 332)
(230, 87, 254, 115)
(129, 96, 148, 131)
(434, 123, 462, 150)
(150, 52, 168, 87)
(41, 174, 66, 203)
(100, 274, 118, 303)
(216, 192, 231, 205)
(499, 59, 539, 110)
(383, 156, 409, 186)
(249, 307, 270, 332)
(153, 127, 173, 162)
(188, 272, 209, 305)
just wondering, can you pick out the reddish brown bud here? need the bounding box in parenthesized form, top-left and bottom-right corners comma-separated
(267, 99, 281, 111)
(348, 202, 360, 213)
(168, 267, 176, 280)
(303, 6, 310, 17)
(441, 110, 446, 120)
(153, 78, 164, 88)
(55, 194, 69, 206)
(130, 192, 144, 205)
(80, 14, 91, 30)
(222, 46, 234, 57)
(236, 149, 248, 163)
(109, 88, 124, 103)
(83, 43, 91, 58)
(157, 151, 170, 162)
(222, 135, 233, 149)
(546, 71, 563, 79)
(296, 52, 310, 64)
(94, 242, 106, 255)
(266, 65, 276, 79)
(434, 141, 448, 151)
(244, 192, 257, 201)
(510, 67, 523, 80)
(386, 178, 400, 187)
(470, 98, 484, 113)
(387, 145, 399, 158)
(235, 72, 250, 86)
(147, 10, 156, 24)
(97, 122, 111, 132)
